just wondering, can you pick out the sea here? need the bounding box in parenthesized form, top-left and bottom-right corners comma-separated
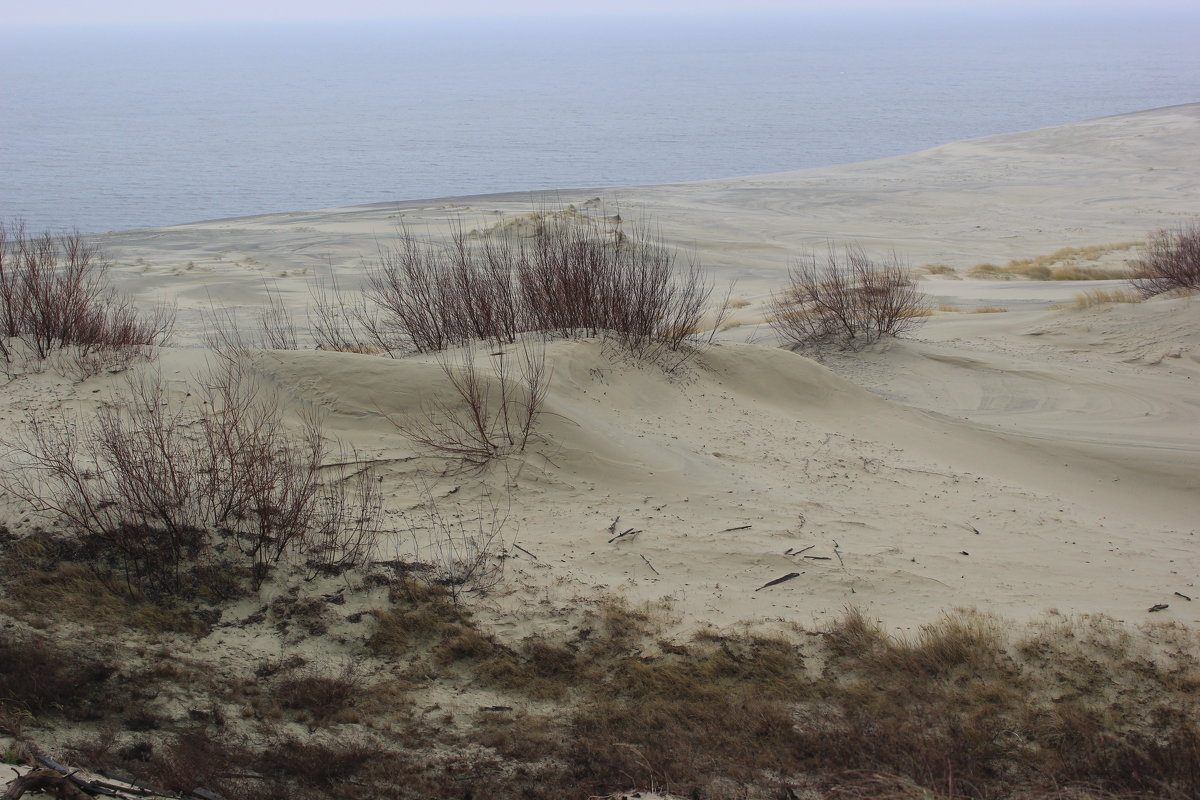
(2, 10, 1198, 234)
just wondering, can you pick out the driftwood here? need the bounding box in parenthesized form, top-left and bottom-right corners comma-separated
(720, 525, 752, 533)
(1, 769, 91, 800)
(608, 528, 641, 544)
(512, 543, 539, 561)
(640, 554, 660, 575)
(755, 572, 801, 592)
(2, 753, 181, 800)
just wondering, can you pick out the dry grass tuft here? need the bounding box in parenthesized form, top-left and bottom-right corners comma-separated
(0, 533, 211, 635)
(275, 663, 363, 725)
(0, 632, 115, 719)
(971, 305, 1009, 313)
(968, 242, 1139, 281)
(366, 578, 471, 657)
(1072, 288, 1143, 308)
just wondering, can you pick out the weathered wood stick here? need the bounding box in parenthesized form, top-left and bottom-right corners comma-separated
(608, 528, 642, 544)
(755, 572, 801, 591)
(2, 770, 91, 800)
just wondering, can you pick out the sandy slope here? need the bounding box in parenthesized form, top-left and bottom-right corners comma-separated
(2, 105, 1198, 636)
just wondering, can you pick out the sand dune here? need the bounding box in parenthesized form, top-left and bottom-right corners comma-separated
(3, 105, 1198, 640)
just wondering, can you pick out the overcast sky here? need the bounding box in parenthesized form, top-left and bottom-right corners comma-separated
(4, 0, 1195, 28)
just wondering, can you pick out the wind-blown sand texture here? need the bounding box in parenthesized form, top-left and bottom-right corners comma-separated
(3, 104, 1198, 643)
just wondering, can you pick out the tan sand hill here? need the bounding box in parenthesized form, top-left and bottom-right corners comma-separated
(2, 103, 1199, 800)
(3, 104, 1198, 635)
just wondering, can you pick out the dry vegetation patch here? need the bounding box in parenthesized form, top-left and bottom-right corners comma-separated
(968, 242, 1140, 281)
(0, 571, 1197, 800)
(1073, 287, 1143, 308)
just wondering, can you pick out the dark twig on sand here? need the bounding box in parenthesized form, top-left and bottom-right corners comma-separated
(755, 572, 801, 592)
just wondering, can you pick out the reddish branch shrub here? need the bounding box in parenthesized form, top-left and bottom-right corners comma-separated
(769, 246, 928, 349)
(1131, 224, 1200, 297)
(359, 214, 713, 356)
(0, 221, 173, 373)
(390, 339, 551, 467)
(1, 357, 380, 597)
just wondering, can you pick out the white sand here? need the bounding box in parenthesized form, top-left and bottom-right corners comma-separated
(3, 104, 1198, 636)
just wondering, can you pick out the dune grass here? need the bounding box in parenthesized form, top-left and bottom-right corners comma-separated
(1073, 287, 1143, 308)
(969, 242, 1140, 281)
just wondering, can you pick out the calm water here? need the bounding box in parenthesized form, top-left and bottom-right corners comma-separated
(2, 11, 1198, 233)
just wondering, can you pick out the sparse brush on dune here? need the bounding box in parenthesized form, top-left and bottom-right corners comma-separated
(768, 246, 929, 349)
(356, 211, 715, 358)
(1131, 223, 1200, 297)
(387, 338, 551, 468)
(0, 355, 381, 598)
(0, 221, 174, 376)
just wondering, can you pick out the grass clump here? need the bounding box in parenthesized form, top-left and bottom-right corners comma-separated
(366, 578, 474, 657)
(0, 632, 115, 720)
(968, 242, 1140, 281)
(275, 663, 363, 725)
(9, 601, 1199, 800)
(1073, 287, 1143, 308)
(923, 263, 958, 276)
(0, 533, 212, 635)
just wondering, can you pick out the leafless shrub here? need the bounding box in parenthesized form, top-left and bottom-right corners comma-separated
(0, 357, 380, 597)
(308, 268, 383, 354)
(361, 211, 714, 358)
(1131, 223, 1200, 297)
(257, 282, 300, 350)
(0, 221, 173, 374)
(769, 246, 929, 350)
(364, 225, 521, 353)
(406, 486, 512, 604)
(390, 338, 550, 467)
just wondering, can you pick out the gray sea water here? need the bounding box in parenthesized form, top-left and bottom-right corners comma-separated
(2, 10, 1198, 234)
